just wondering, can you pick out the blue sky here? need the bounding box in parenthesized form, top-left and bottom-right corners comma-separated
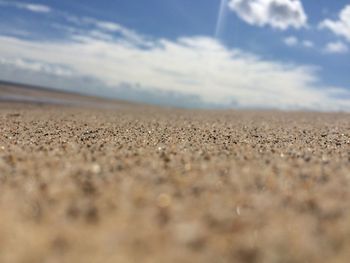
(0, 0, 349, 110)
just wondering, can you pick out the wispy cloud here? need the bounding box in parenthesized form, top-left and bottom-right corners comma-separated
(0, 1, 51, 13)
(61, 15, 149, 46)
(19, 3, 51, 13)
(324, 41, 349, 54)
(228, 0, 307, 30)
(0, 57, 73, 76)
(284, 36, 298, 46)
(283, 36, 314, 49)
(302, 40, 314, 48)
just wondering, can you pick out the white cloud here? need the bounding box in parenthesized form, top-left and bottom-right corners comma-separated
(319, 5, 350, 42)
(302, 40, 314, 48)
(19, 3, 51, 13)
(284, 36, 298, 46)
(324, 41, 349, 54)
(283, 37, 314, 49)
(0, 57, 73, 76)
(228, 0, 307, 30)
(0, 26, 349, 111)
(0, 1, 51, 13)
(61, 15, 148, 46)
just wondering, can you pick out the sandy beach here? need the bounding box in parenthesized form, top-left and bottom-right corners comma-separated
(0, 84, 350, 262)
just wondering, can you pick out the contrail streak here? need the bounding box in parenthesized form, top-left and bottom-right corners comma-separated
(215, 0, 228, 39)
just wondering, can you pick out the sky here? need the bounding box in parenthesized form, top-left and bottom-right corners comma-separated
(0, 0, 350, 111)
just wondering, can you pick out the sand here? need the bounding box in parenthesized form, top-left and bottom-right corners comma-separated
(0, 93, 350, 262)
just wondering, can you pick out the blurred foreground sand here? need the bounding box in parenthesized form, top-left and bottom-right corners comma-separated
(0, 100, 349, 263)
